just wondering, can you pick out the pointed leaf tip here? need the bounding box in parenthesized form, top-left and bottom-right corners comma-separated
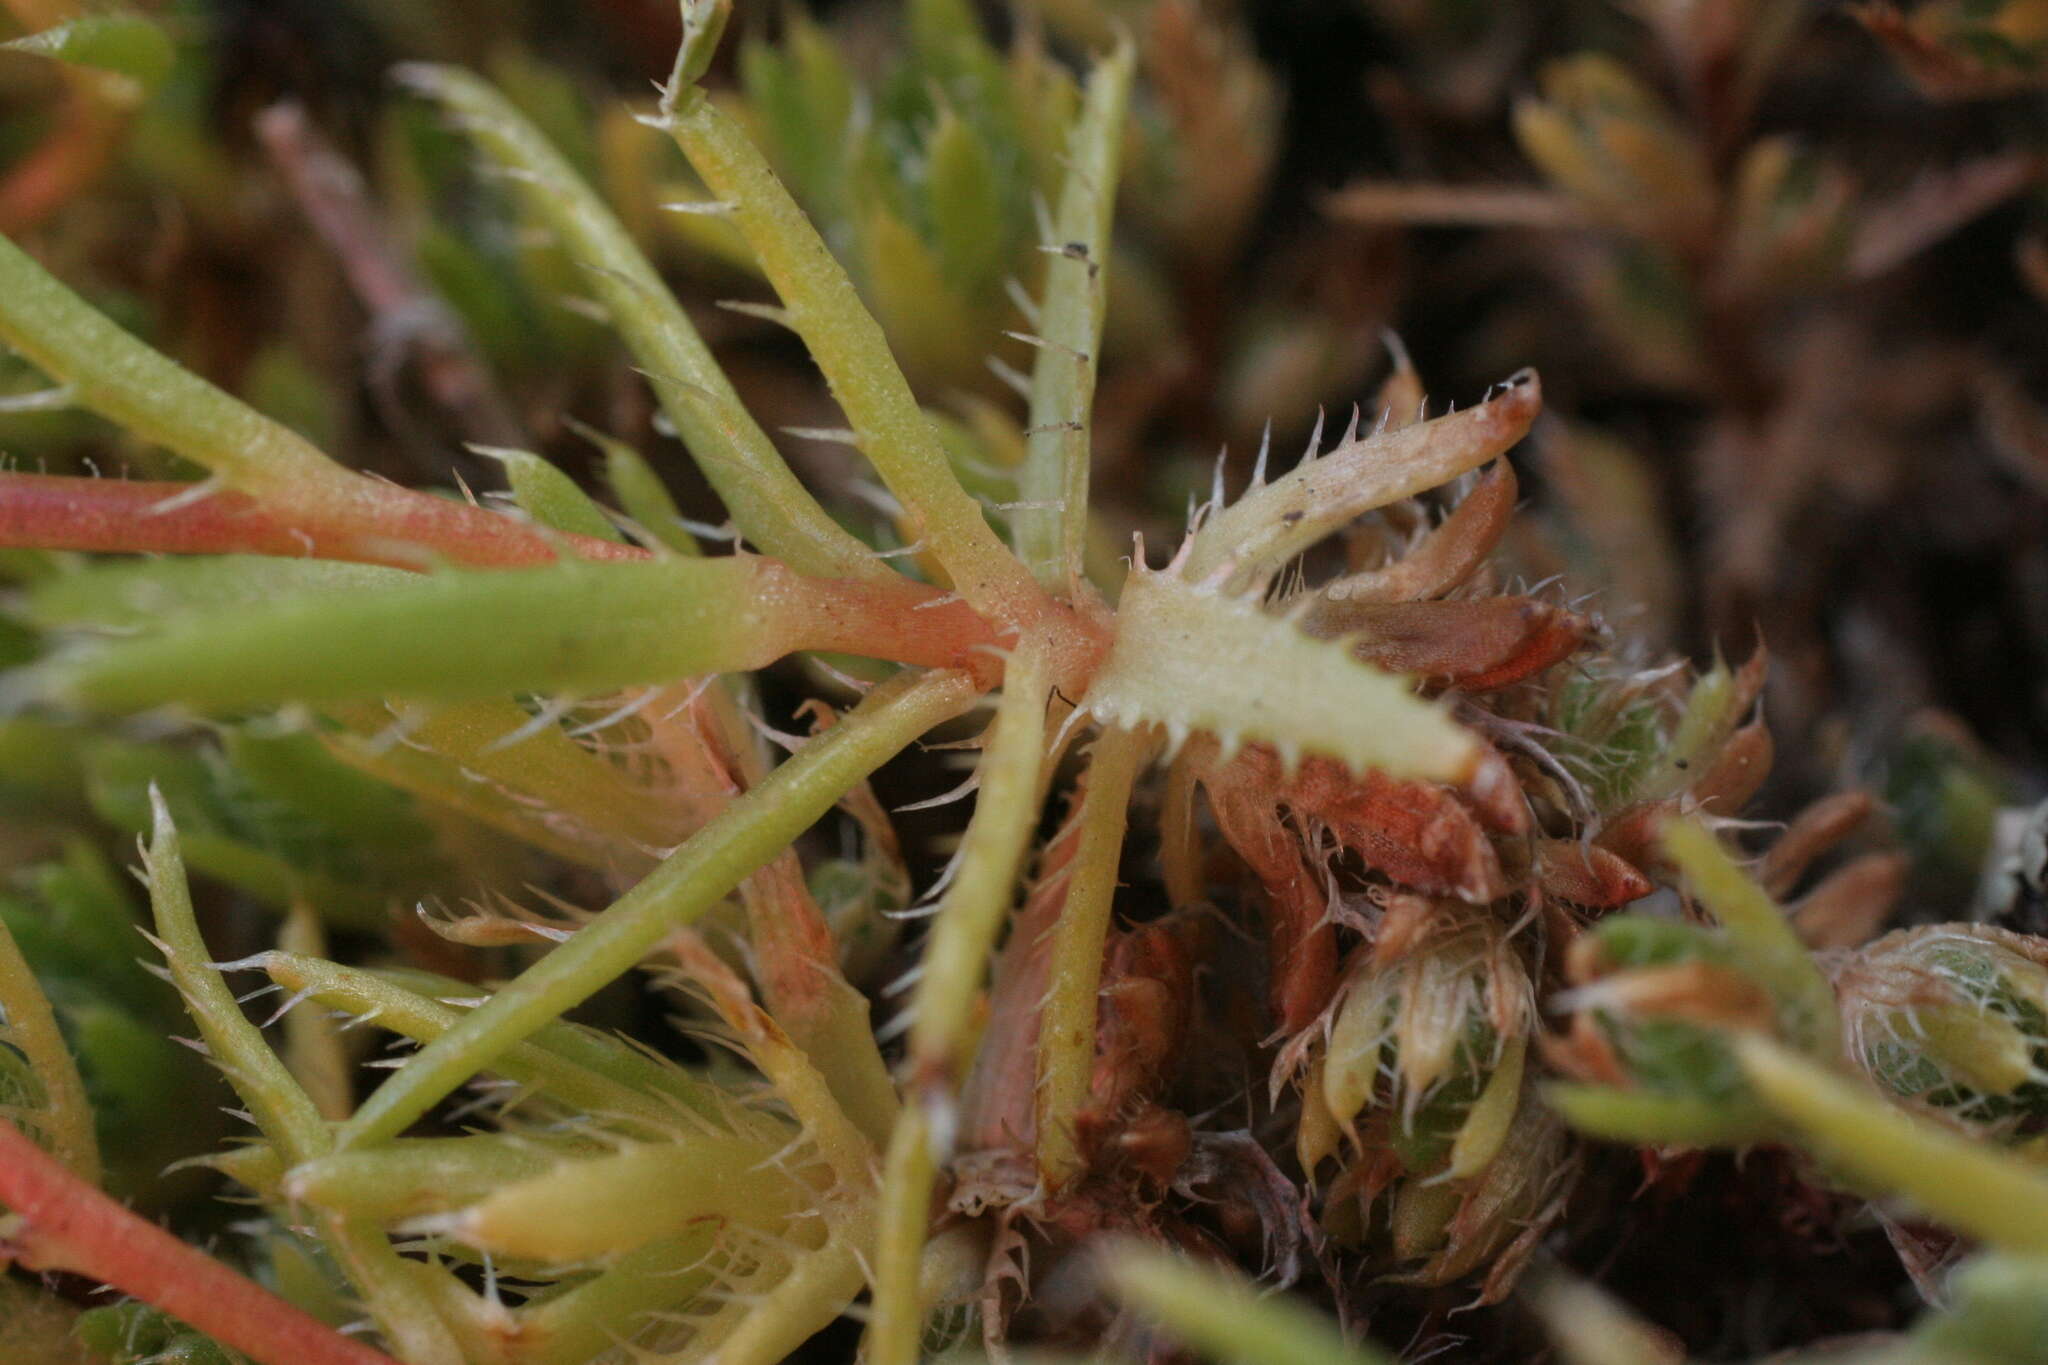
(3, 15, 175, 99)
(1083, 567, 1478, 784)
(667, 0, 733, 100)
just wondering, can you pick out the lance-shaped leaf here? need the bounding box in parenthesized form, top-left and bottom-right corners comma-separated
(24, 555, 409, 631)
(32, 555, 994, 713)
(1012, 37, 1134, 591)
(3, 14, 175, 99)
(0, 913, 99, 1182)
(335, 667, 978, 1149)
(477, 447, 626, 544)
(660, 15, 1048, 625)
(398, 64, 881, 585)
(1082, 560, 1479, 782)
(259, 954, 732, 1132)
(1185, 371, 1540, 591)
(141, 796, 467, 1365)
(425, 1131, 809, 1262)
(0, 235, 338, 492)
(0, 268, 608, 569)
(81, 735, 446, 930)
(1737, 1034, 2048, 1254)
(1663, 818, 1839, 1057)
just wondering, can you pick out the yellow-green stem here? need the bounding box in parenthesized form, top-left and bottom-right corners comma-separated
(143, 798, 466, 1365)
(336, 667, 978, 1149)
(870, 646, 1055, 1365)
(401, 65, 884, 584)
(1035, 728, 1149, 1185)
(1738, 1035, 2048, 1254)
(867, 1105, 939, 1365)
(661, 79, 1047, 626)
(1013, 38, 1133, 592)
(0, 916, 98, 1184)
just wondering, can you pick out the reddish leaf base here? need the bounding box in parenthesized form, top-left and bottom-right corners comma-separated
(0, 1120, 403, 1365)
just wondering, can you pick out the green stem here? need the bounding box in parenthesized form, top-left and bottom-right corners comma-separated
(142, 798, 466, 1365)
(400, 65, 884, 584)
(0, 232, 339, 492)
(336, 667, 979, 1149)
(1738, 1035, 2048, 1254)
(1034, 728, 1147, 1186)
(42, 556, 996, 714)
(870, 646, 1054, 1365)
(1014, 39, 1133, 593)
(261, 953, 733, 1134)
(0, 917, 99, 1185)
(867, 1106, 938, 1365)
(906, 648, 1054, 1079)
(660, 78, 1048, 627)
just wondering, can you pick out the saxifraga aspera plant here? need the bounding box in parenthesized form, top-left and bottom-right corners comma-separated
(5, 4, 2048, 1365)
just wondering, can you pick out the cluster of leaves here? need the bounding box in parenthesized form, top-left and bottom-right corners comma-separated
(0, 3, 2043, 1365)
(1334, 0, 2048, 783)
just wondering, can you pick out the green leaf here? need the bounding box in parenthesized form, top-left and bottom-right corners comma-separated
(1105, 1246, 1394, 1365)
(924, 108, 1010, 296)
(474, 446, 626, 544)
(74, 1302, 248, 1365)
(1911, 1255, 2048, 1365)
(37, 557, 800, 712)
(1662, 818, 1839, 1056)
(1083, 561, 1479, 782)
(1542, 1080, 1772, 1147)
(663, 62, 1044, 622)
(0, 235, 341, 492)
(1738, 1035, 2048, 1253)
(402, 61, 884, 584)
(333, 667, 977, 1148)
(1012, 38, 1133, 591)
(25, 555, 408, 632)
(78, 731, 447, 927)
(3, 15, 174, 99)
(575, 420, 701, 555)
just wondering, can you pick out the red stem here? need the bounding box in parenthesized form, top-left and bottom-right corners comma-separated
(0, 1120, 405, 1365)
(0, 471, 643, 568)
(762, 558, 1004, 676)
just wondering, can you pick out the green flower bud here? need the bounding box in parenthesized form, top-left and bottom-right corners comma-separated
(1836, 923, 2048, 1137)
(1316, 903, 1535, 1178)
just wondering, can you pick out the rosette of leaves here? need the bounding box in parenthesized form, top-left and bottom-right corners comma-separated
(698, 0, 1077, 396)
(0, 0, 1580, 1358)
(671, 0, 1376, 456)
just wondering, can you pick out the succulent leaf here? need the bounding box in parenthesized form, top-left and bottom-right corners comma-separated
(1083, 560, 1479, 782)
